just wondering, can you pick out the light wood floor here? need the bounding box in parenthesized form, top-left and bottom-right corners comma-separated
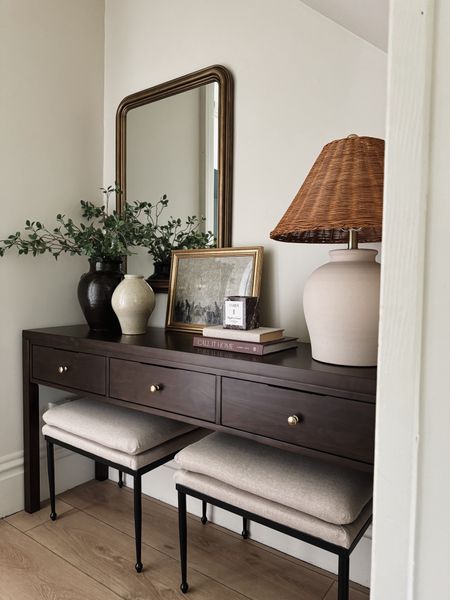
(1, 480, 369, 600)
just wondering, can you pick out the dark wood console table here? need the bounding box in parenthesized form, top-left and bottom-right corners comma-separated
(23, 325, 377, 513)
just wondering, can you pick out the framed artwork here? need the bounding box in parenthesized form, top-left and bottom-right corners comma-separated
(166, 247, 264, 333)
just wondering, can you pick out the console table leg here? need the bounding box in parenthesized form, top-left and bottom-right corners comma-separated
(95, 462, 109, 481)
(23, 338, 40, 513)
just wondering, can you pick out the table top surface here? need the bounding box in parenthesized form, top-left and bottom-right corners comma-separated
(24, 325, 377, 401)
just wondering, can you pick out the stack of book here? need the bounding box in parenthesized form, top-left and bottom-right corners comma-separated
(193, 326, 298, 356)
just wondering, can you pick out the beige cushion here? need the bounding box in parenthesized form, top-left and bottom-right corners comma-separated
(174, 469, 371, 549)
(43, 398, 196, 455)
(174, 433, 372, 525)
(43, 423, 210, 470)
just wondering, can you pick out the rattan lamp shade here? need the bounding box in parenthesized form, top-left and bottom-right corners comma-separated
(270, 135, 384, 243)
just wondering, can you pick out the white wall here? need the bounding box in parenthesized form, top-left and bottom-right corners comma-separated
(104, 0, 387, 335)
(371, 0, 450, 597)
(414, 3, 450, 593)
(0, 0, 105, 516)
(104, 0, 387, 586)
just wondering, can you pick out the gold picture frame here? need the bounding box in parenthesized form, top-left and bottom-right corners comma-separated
(166, 246, 264, 333)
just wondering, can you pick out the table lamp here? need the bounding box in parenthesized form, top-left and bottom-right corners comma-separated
(270, 134, 384, 366)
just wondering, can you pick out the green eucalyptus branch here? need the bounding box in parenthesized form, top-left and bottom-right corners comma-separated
(129, 195, 215, 264)
(0, 189, 215, 264)
(0, 188, 136, 261)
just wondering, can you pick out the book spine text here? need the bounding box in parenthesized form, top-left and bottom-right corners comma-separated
(193, 337, 263, 355)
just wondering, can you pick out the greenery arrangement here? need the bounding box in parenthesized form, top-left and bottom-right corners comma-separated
(0, 186, 136, 261)
(0, 187, 215, 263)
(131, 194, 215, 264)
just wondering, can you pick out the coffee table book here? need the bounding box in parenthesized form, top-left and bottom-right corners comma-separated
(202, 325, 284, 343)
(193, 336, 298, 356)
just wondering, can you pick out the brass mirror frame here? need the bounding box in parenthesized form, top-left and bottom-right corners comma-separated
(115, 65, 234, 292)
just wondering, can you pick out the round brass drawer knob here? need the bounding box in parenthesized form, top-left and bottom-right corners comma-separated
(57, 366, 68, 374)
(149, 384, 161, 393)
(287, 415, 300, 426)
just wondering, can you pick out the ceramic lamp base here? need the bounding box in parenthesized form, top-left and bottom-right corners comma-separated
(303, 249, 380, 367)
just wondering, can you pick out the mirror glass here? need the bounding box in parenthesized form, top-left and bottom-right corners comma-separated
(127, 83, 219, 236)
(116, 66, 233, 292)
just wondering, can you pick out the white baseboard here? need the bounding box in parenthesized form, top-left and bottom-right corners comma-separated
(0, 450, 25, 518)
(0, 445, 94, 518)
(0, 396, 94, 518)
(110, 461, 372, 588)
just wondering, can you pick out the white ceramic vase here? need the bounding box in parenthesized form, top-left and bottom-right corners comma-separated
(111, 274, 155, 335)
(303, 249, 380, 367)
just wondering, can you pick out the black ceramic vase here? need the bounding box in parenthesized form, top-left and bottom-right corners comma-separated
(146, 260, 171, 292)
(77, 259, 124, 332)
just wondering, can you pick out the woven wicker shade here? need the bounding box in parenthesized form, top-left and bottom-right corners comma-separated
(270, 135, 385, 243)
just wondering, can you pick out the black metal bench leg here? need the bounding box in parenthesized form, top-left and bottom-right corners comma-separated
(338, 553, 350, 600)
(178, 490, 189, 593)
(242, 517, 250, 539)
(95, 461, 108, 481)
(46, 440, 57, 521)
(201, 500, 207, 524)
(134, 475, 143, 573)
(118, 470, 124, 488)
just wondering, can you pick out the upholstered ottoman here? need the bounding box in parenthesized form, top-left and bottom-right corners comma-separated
(42, 398, 208, 572)
(174, 433, 372, 599)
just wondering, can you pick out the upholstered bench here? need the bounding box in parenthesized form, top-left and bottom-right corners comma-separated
(174, 433, 372, 600)
(42, 398, 208, 572)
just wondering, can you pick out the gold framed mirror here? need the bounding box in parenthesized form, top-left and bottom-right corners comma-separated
(115, 65, 234, 292)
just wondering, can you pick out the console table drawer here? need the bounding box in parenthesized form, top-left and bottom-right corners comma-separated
(221, 378, 375, 463)
(109, 358, 216, 422)
(32, 346, 106, 395)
